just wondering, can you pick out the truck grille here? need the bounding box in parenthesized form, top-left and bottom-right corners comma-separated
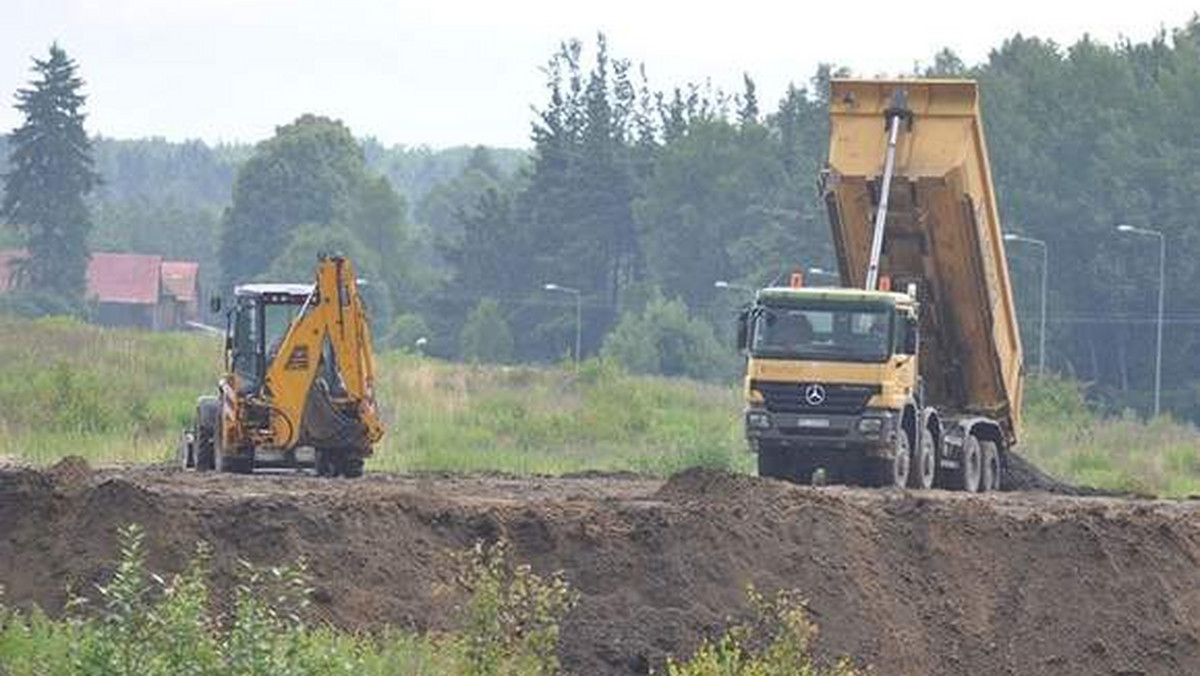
(752, 381, 881, 415)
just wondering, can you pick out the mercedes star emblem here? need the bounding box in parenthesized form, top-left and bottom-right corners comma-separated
(804, 384, 827, 406)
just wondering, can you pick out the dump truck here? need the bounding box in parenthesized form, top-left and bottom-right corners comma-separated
(737, 79, 1023, 491)
(180, 254, 384, 477)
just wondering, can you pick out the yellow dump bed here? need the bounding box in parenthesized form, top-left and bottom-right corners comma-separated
(823, 79, 1023, 442)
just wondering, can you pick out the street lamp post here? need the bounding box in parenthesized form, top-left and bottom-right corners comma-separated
(806, 267, 840, 286)
(543, 283, 582, 367)
(1117, 224, 1166, 418)
(713, 280, 753, 294)
(1003, 233, 1049, 375)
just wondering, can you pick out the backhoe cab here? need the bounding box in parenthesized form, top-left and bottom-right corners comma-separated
(181, 255, 383, 478)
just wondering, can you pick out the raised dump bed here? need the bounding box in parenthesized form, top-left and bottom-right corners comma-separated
(822, 78, 1023, 444)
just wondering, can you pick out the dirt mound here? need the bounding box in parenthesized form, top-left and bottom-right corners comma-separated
(1003, 452, 1136, 496)
(46, 455, 92, 490)
(4, 466, 1200, 675)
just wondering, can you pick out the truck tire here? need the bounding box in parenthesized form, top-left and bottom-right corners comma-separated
(980, 440, 1001, 492)
(866, 432, 911, 488)
(909, 427, 937, 490)
(193, 397, 219, 472)
(949, 435, 983, 492)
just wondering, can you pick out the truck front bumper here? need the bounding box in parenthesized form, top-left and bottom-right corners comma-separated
(744, 408, 898, 458)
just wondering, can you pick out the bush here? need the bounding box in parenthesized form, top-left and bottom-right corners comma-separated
(0, 528, 579, 676)
(601, 295, 736, 382)
(460, 298, 515, 364)
(386, 312, 432, 353)
(0, 288, 81, 319)
(665, 587, 864, 676)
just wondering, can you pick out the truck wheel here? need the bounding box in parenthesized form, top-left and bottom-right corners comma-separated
(950, 435, 983, 492)
(980, 440, 1001, 492)
(194, 397, 219, 472)
(909, 428, 937, 490)
(866, 432, 911, 488)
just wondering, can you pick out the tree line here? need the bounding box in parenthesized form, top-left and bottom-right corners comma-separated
(5, 20, 1200, 419)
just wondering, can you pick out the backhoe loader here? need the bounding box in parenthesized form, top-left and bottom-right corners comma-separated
(180, 254, 383, 477)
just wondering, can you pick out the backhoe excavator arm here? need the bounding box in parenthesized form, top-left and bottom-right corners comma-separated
(259, 255, 383, 451)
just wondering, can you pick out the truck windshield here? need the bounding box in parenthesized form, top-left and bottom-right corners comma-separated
(751, 304, 893, 362)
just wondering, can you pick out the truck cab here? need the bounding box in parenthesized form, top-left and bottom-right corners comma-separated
(739, 285, 928, 487)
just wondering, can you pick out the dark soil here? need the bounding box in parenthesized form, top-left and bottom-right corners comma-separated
(3, 460, 1199, 675)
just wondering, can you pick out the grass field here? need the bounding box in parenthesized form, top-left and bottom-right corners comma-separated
(0, 317, 748, 476)
(3, 316, 1200, 495)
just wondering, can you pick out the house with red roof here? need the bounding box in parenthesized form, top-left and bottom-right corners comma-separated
(0, 250, 202, 330)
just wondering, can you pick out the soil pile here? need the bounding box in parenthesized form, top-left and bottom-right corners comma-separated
(3, 465, 1199, 675)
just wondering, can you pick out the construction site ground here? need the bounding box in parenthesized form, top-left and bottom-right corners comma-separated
(4, 458, 1200, 675)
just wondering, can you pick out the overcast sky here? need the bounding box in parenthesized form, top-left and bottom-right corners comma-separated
(2, 0, 1195, 149)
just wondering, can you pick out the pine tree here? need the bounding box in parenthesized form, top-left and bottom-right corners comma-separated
(1, 43, 100, 303)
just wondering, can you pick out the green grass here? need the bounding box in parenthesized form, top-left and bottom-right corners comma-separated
(5, 317, 1200, 496)
(0, 317, 749, 476)
(1019, 375, 1200, 496)
(0, 317, 219, 466)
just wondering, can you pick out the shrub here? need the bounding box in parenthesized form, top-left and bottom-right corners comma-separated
(665, 587, 865, 676)
(460, 298, 515, 364)
(601, 295, 736, 382)
(386, 312, 432, 353)
(0, 528, 580, 676)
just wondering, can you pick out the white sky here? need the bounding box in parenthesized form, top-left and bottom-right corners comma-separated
(2, 0, 1196, 149)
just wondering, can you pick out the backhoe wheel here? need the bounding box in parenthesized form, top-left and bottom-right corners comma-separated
(980, 440, 1001, 492)
(951, 435, 983, 493)
(341, 455, 365, 479)
(193, 396, 219, 472)
(909, 427, 937, 490)
(216, 449, 253, 475)
(214, 424, 252, 475)
(316, 449, 338, 477)
(866, 431, 911, 488)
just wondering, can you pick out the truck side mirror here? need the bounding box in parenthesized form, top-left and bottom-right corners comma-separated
(209, 294, 222, 314)
(736, 310, 751, 352)
(901, 317, 919, 355)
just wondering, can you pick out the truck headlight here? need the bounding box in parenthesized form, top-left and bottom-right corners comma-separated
(858, 418, 884, 437)
(747, 412, 772, 429)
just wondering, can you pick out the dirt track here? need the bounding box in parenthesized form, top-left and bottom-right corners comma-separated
(4, 460, 1200, 675)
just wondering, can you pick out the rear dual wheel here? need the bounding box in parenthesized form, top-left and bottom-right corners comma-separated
(980, 440, 1002, 492)
(909, 428, 937, 490)
(949, 435, 983, 492)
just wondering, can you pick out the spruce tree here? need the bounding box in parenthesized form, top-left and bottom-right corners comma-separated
(1, 43, 100, 303)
